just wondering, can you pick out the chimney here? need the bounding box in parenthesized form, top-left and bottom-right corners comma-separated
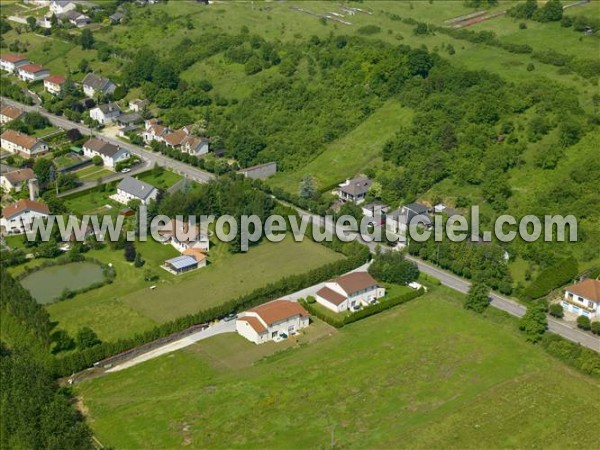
(28, 178, 39, 201)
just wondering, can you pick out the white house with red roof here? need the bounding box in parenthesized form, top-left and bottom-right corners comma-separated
(562, 279, 600, 319)
(44, 75, 67, 95)
(316, 271, 385, 313)
(17, 64, 50, 82)
(0, 168, 36, 193)
(0, 104, 24, 125)
(236, 300, 310, 344)
(0, 54, 29, 73)
(1, 199, 50, 234)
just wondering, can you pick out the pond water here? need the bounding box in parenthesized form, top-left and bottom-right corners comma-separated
(20, 262, 104, 304)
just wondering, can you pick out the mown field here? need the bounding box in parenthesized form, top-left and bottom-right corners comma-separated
(77, 288, 600, 449)
(43, 236, 343, 341)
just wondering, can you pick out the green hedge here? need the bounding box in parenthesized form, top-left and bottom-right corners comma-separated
(540, 333, 600, 377)
(51, 249, 371, 377)
(521, 257, 579, 300)
(300, 288, 425, 329)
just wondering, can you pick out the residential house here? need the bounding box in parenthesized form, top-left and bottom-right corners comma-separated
(17, 64, 50, 82)
(90, 102, 121, 125)
(50, 0, 77, 14)
(337, 176, 372, 204)
(114, 112, 142, 127)
(109, 11, 126, 23)
(361, 202, 388, 218)
(562, 279, 600, 319)
(236, 300, 309, 345)
(316, 271, 385, 313)
(43, 75, 67, 95)
(182, 247, 207, 266)
(0, 168, 36, 193)
(181, 135, 209, 156)
(0, 54, 29, 73)
(162, 255, 202, 275)
(82, 73, 116, 98)
(237, 162, 277, 180)
(0, 104, 24, 124)
(112, 176, 159, 206)
(157, 218, 210, 252)
(1, 130, 48, 157)
(142, 119, 168, 144)
(128, 99, 147, 112)
(60, 10, 91, 27)
(82, 138, 130, 169)
(163, 129, 189, 149)
(0, 199, 50, 234)
(386, 202, 432, 235)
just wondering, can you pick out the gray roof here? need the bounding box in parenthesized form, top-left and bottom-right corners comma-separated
(110, 12, 126, 20)
(82, 73, 113, 91)
(339, 176, 372, 197)
(165, 255, 198, 270)
(117, 176, 157, 200)
(96, 102, 121, 115)
(403, 203, 429, 215)
(116, 112, 142, 124)
(83, 138, 123, 158)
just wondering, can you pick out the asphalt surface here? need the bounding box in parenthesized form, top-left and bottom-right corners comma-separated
(288, 203, 599, 352)
(3, 98, 597, 353)
(1, 97, 215, 184)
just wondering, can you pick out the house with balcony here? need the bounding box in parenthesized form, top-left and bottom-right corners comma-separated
(316, 271, 385, 313)
(562, 279, 600, 319)
(337, 176, 371, 204)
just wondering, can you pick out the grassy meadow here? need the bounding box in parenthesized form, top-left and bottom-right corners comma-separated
(76, 287, 600, 449)
(43, 235, 343, 341)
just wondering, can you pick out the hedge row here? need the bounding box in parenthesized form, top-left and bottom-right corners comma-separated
(300, 288, 425, 329)
(51, 248, 371, 377)
(521, 257, 578, 300)
(540, 333, 600, 377)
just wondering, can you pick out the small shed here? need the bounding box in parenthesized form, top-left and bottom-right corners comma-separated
(163, 255, 200, 275)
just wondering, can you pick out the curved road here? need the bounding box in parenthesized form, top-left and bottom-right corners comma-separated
(289, 203, 599, 352)
(3, 98, 597, 352)
(1, 97, 215, 184)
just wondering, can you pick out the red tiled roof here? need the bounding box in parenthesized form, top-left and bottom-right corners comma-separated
(44, 75, 66, 85)
(0, 104, 24, 121)
(1, 129, 40, 150)
(1, 54, 28, 63)
(164, 129, 188, 146)
(237, 316, 267, 334)
(567, 279, 600, 302)
(182, 248, 207, 262)
(249, 300, 308, 326)
(2, 199, 50, 220)
(334, 271, 378, 295)
(316, 286, 347, 306)
(19, 64, 47, 74)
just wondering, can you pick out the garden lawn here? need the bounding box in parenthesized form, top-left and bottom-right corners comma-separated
(47, 236, 343, 341)
(72, 165, 113, 182)
(136, 169, 182, 190)
(77, 287, 600, 449)
(268, 99, 412, 193)
(122, 235, 344, 323)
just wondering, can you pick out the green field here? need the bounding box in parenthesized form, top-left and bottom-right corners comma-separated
(45, 236, 344, 341)
(76, 288, 600, 449)
(72, 165, 113, 182)
(268, 100, 413, 193)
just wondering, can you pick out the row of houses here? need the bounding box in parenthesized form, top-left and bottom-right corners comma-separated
(142, 119, 209, 156)
(1, 53, 116, 100)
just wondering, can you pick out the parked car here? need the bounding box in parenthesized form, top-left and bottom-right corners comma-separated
(121, 168, 131, 173)
(223, 313, 237, 322)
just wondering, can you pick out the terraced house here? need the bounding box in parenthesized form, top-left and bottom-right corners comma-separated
(0, 54, 29, 73)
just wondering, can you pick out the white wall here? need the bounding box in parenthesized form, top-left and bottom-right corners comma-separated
(1, 210, 48, 234)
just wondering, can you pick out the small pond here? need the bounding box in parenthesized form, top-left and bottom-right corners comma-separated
(20, 262, 105, 304)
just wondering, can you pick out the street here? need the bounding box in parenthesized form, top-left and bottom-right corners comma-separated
(1, 97, 215, 184)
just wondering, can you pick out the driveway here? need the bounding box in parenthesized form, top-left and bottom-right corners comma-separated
(105, 320, 237, 373)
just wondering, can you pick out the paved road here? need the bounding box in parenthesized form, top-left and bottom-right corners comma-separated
(286, 202, 599, 352)
(57, 161, 150, 198)
(1, 97, 215, 184)
(105, 320, 237, 373)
